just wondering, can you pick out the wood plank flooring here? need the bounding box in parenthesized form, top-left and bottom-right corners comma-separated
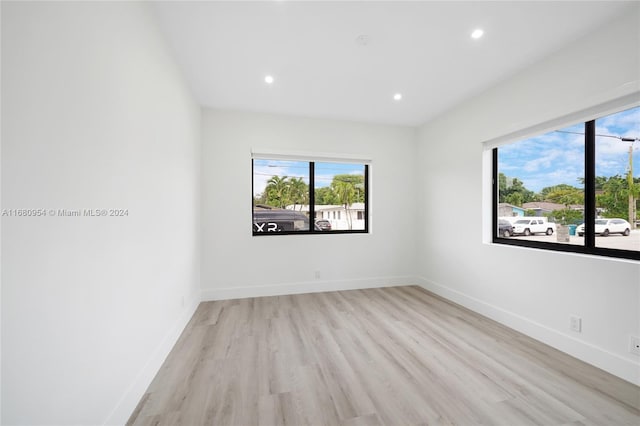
(128, 286, 640, 426)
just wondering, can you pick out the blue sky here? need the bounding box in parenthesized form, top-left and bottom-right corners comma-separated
(253, 160, 364, 196)
(499, 106, 639, 192)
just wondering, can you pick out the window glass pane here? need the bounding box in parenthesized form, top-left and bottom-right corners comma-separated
(314, 162, 366, 231)
(252, 159, 310, 233)
(497, 125, 585, 245)
(594, 106, 639, 252)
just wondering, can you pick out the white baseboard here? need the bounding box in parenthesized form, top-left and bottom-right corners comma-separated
(102, 298, 200, 426)
(201, 275, 415, 301)
(415, 277, 640, 386)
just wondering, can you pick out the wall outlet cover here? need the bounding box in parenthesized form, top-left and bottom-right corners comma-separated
(630, 335, 640, 356)
(570, 316, 582, 333)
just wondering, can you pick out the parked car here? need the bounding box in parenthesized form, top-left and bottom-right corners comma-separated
(576, 218, 631, 237)
(253, 205, 310, 233)
(512, 217, 556, 236)
(498, 219, 513, 237)
(315, 219, 332, 231)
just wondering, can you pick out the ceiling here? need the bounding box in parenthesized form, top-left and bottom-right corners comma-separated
(152, 1, 634, 127)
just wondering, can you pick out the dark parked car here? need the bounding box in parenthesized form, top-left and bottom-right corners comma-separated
(315, 219, 332, 231)
(498, 219, 514, 237)
(253, 205, 310, 233)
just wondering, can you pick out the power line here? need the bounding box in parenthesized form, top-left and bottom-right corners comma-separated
(555, 130, 639, 142)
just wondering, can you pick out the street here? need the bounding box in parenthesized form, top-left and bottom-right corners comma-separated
(510, 230, 640, 252)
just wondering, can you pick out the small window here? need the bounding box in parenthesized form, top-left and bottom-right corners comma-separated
(252, 158, 369, 235)
(493, 105, 639, 260)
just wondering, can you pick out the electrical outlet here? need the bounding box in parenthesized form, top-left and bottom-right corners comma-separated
(570, 316, 582, 333)
(314, 270, 321, 279)
(630, 335, 640, 356)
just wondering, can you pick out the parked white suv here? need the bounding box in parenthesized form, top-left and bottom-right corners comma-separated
(512, 218, 557, 236)
(576, 218, 631, 237)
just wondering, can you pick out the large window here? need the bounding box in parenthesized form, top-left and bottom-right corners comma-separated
(494, 106, 639, 260)
(252, 158, 368, 235)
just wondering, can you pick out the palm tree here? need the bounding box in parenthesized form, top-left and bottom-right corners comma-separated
(265, 176, 290, 208)
(288, 177, 308, 211)
(332, 179, 356, 229)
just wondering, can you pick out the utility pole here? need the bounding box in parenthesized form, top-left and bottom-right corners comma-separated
(622, 137, 637, 229)
(629, 144, 634, 229)
(558, 130, 638, 228)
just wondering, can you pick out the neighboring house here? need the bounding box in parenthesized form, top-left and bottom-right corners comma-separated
(498, 203, 525, 218)
(522, 202, 583, 216)
(287, 203, 366, 230)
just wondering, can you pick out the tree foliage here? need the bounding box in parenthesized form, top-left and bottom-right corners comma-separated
(329, 174, 365, 229)
(315, 187, 338, 205)
(254, 176, 309, 209)
(539, 184, 584, 206)
(596, 175, 640, 219)
(498, 173, 536, 205)
(549, 208, 584, 225)
(322, 174, 365, 204)
(254, 174, 365, 211)
(500, 172, 640, 221)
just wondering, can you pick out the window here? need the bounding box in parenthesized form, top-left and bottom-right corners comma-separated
(493, 106, 639, 260)
(252, 158, 369, 235)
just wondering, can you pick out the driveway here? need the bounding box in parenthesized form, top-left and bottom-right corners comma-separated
(510, 229, 640, 252)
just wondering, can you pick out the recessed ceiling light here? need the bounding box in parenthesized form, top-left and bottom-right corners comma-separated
(393, 93, 402, 101)
(471, 29, 484, 39)
(264, 75, 274, 84)
(355, 34, 372, 47)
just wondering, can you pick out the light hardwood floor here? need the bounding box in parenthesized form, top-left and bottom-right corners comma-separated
(128, 286, 640, 426)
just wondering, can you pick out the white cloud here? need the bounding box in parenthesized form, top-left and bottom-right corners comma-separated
(252, 160, 311, 196)
(252, 164, 289, 196)
(314, 174, 334, 187)
(499, 107, 639, 192)
(597, 107, 640, 133)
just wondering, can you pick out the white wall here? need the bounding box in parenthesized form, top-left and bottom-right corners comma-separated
(1, 2, 201, 425)
(0, 2, 4, 422)
(2, 3, 638, 425)
(202, 110, 417, 300)
(416, 11, 640, 385)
